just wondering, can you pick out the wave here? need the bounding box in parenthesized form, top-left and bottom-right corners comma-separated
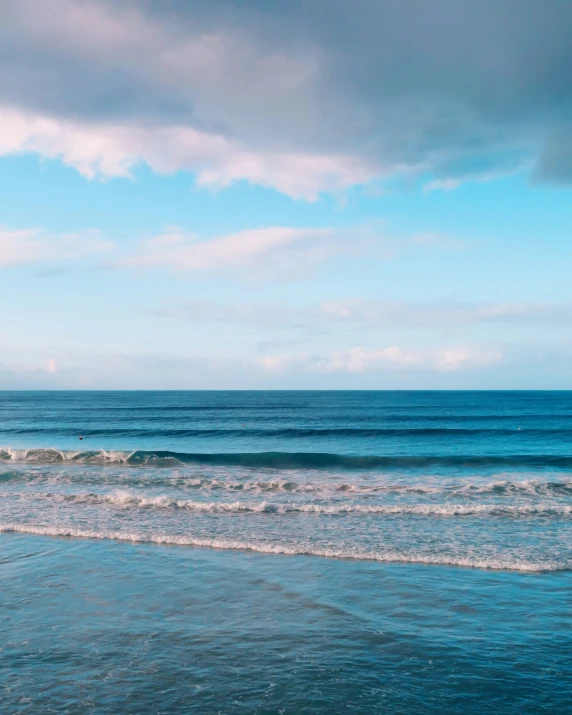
(0, 470, 26, 483)
(3, 426, 572, 437)
(0, 469, 331, 493)
(0, 522, 565, 572)
(29, 491, 572, 517)
(3, 447, 572, 470)
(3, 466, 572, 502)
(0, 448, 135, 465)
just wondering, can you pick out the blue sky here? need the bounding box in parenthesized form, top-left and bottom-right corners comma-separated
(1, 0, 572, 389)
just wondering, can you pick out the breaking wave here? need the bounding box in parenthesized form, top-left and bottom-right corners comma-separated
(0, 522, 566, 572)
(4, 447, 572, 470)
(2, 465, 572, 500)
(27, 490, 572, 517)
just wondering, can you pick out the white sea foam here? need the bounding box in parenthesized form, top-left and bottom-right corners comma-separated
(3, 463, 571, 501)
(23, 490, 572, 517)
(457, 479, 572, 496)
(0, 447, 134, 464)
(0, 522, 565, 572)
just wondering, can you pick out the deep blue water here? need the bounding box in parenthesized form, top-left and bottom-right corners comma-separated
(1, 391, 571, 712)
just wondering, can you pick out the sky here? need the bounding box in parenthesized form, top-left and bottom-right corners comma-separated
(1, 0, 572, 389)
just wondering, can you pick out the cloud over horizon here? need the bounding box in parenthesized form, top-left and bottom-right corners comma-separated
(4, 340, 572, 390)
(255, 345, 503, 375)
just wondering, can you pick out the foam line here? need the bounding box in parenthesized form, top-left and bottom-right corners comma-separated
(0, 523, 566, 572)
(26, 491, 572, 517)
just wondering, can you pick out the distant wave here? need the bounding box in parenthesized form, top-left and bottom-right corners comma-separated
(7, 406, 572, 420)
(27, 491, 572, 517)
(0, 523, 565, 571)
(2, 426, 572, 437)
(3, 447, 572, 470)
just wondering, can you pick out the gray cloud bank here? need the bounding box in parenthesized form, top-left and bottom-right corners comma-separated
(1, 0, 572, 194)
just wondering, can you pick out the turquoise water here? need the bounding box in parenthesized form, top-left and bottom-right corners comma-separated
(1, 391, 572, 712)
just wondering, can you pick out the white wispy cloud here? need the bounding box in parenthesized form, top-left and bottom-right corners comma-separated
(123, 226, 380, 280)
(316, 299, 572, 328)
(0, 222, 458, 279)
(0, 226, 112, 268)
(157, 298, 572, 329)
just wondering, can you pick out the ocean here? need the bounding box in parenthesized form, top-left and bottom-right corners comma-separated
(1, 391, 571, 712)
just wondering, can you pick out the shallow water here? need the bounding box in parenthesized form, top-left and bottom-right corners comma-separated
(1, 391, 571, 711)
(2, 534, 571, 713)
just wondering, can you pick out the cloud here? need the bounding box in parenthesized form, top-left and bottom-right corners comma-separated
(255, 346, 503, 374)
(124, 226, 379, 280)
(6, 342, 572, 389)
(1, 0, 572, 194)
(156, 298, 572, 330)
(0, 226, 112, 268)
(0, 357, 62, 389)
(155, 300, 304, 329)
(533, 130, 572, 185)
(0, 0, 375, 199)
(0, 108, 374, 200)
(0, 222, 454, 279)
(317, 299, 572, 329)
